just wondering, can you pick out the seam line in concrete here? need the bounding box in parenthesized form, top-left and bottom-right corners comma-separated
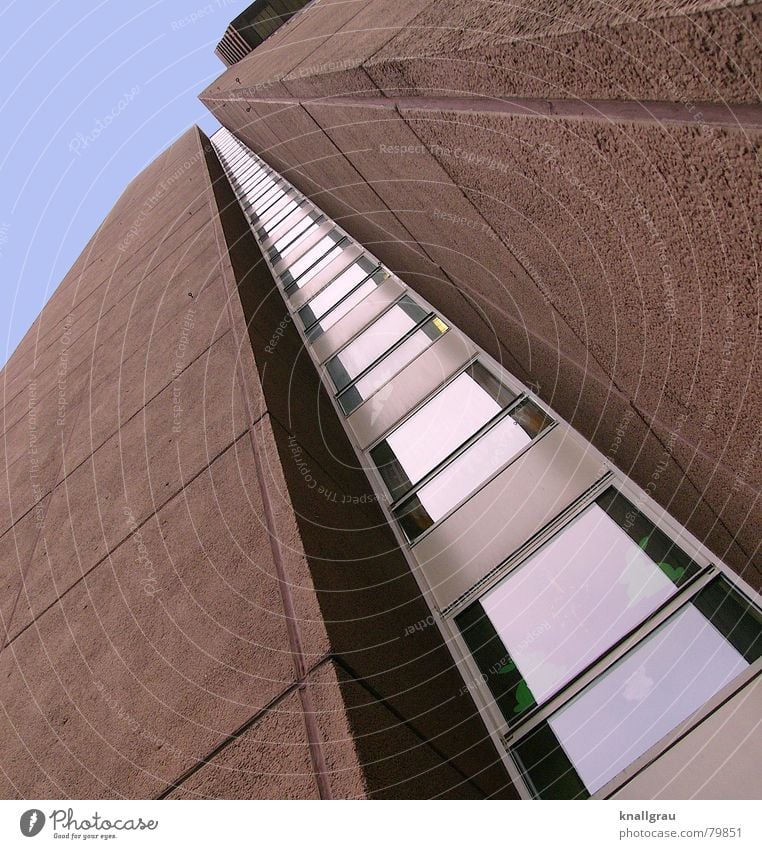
(3, 140, 206, 385)
(0, 329, 233, 543)
(1, 429, 251, 650)
(265, 410, 398, 547)
(205, 92, 762, 131)
(0, 384, 88, 658)
(629, 402, 759, 570)
(201, 135, 333, 799)
(0, 213, 221, 423)
(154, 652, 336, 799)
(332, 655, 494, 799)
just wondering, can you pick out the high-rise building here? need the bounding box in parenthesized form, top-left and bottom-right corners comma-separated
(215, 1, 313, 67)
(1, 1, 760, 801)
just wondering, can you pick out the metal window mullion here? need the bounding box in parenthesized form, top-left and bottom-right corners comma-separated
(271, 219, 326, 266)
(596, 661, 762, 799)
(226, 153, 261, 175)
(234, 175, 274, 202)
(387, 393, 530, 510)
(257, 199, 308, 239)
(234, 166, 271, 191)
(282, 236, 347, 291)
(330, 309, 435, 393)
(227, 154, 260, 174)
(500, 564, 720, 746)
(251, 186, 297, 223)
(365, 352, 481, 452)
(442, 474, 613, 619)
(324, 293, 412, 363)
(301, 265, 380, 332)
(261, 206, 316, 252)
(243, 181, 283, 210)
(239, 171, 279, 200)
(256, 191, 300, 228)
(246, 188, 291, 223)
(240, 183, 280, 211)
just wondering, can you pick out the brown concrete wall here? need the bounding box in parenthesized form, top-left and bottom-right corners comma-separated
(200, 0, 762, 590)
(0, 128, 368, 799)
(0, 122, 513, 799)
(203, 139, 514, 798)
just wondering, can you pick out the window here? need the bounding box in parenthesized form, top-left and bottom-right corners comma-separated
(258, 202, 306, 238)
(246, 182, 284, 214)
(370, 362, 517, 501)
(450, 487, 762, 798)
(456, 488, 700, 726)
(512, 577, 761, 798)
(258, 195, 300, 230)
(299, 257, 379, 330)
(326, 295, 428, 388)
(269, 215, 319, 259)
(237, 170, 270, 192)
(325, 295, 450, 415)
(240, 174, 276, 200)
(233, 162, 267, 187)
(281, 232, 345, 288)
(305, 270, 389, 337)
(396, 397, 551, 540)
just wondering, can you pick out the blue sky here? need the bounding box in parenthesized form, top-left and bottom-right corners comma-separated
(0, 0, 250, 368)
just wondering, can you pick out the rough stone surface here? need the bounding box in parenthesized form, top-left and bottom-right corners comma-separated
(201, 0, 762, 590)
(0, 123, 513, 799)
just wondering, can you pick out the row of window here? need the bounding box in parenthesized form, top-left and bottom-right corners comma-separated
(212, 129, 762, 799)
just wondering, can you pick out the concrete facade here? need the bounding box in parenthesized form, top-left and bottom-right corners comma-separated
(0, 127, 511, 798)
(200, 0, 762, 594)
(1, 0, 759, 802)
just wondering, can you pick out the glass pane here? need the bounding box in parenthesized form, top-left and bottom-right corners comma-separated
(327, 296, 428, 388)
(513, 577, 761, 797)
(250, 184, 284, 214)
(342, 318, 448, 415)
(396, 398, 551, 536)
(277, 222, 321, 261)
(476, 499, 698, 711)
(290, 243, 345, 291)
(303, 262, 372, 326)
(549, 605, 747, 793)
(317, 278, 378, 332)
(283, 234, 332, 276)
(272, 216, 316, 255)
(371, 362, 512, 500)
(233, 163, 263, 180)
(237, 167, 267, 187)
(237, 173, 268, 194)
(261, 205, 305, 238)
(259, 195, 298, 228)
(243, 179, 277, 204)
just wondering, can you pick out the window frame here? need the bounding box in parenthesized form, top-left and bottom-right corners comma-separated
(365, 356, 527, 503)
(297, 258, 383, 332)
(394, 394, 556, 544)
(323, 294, 432, 391)
(256, 188, 301, 228)
(210, 129, 762, 802)
(507, 572, 762, 799)
(443, 472, 760, 798)
(279, 230, 348, 290)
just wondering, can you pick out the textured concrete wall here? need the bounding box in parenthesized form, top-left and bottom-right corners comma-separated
(0, 125, 513, 799)
(0, 127, 364, 799)
(200, 0, 762, 590)
(203, 141, 514, 798)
